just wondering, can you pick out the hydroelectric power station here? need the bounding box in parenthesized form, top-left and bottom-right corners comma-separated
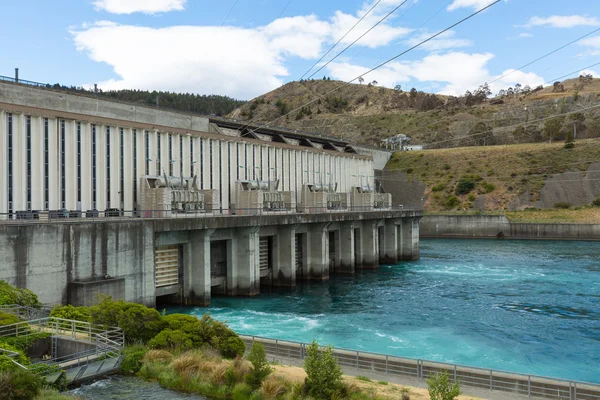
(0, 79, 422, 307)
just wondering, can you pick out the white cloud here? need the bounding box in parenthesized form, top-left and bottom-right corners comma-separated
(325, 52, 544, 96)
(519, 32, 533, 38)
(447, 0, 497, 11)
(72, 2, 413, 99)
(93, 0, 186, 15)
(580, 35, 600, 48)
(526, 15, 600, 28)
(405, 30, 472, 51)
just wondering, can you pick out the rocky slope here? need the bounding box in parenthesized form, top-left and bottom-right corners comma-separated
(230, 77, 600, 147)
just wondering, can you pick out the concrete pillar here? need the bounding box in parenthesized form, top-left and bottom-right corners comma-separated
(273, 224, 298, 287)
(184, 229, 214, 306)
(360, 220, 379, 269)
(400, 218, 420, 260)
(339, 222, 357, 274)
(307, 223, 331, 280)
(382, 219, 398, 264)
(230, 226, 260, 296)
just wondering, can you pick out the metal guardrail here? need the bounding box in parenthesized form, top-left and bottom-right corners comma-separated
(240, 335, 600, 400)
(0, 205, 421, 226)
(0, 316, 124, 377)
(0, 304, 52, 320)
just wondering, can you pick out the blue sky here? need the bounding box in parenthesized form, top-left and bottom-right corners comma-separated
(1, 0, 600, 100)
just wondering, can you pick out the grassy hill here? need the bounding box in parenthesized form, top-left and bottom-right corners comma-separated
(230, 76, 600, 147)
(382, 139, 600, 212)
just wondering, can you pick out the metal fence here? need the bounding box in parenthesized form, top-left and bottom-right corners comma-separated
(240, 335, 600, 400)
(0, 313, 124, 377)
(0, 205, 419, 226)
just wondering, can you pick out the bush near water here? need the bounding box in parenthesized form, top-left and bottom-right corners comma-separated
(1, 280, 459, 399)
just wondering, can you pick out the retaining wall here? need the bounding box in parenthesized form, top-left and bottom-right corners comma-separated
(420, 215, 600, 240)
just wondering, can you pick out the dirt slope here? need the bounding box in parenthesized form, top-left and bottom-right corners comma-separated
(230, 77, 600, 147)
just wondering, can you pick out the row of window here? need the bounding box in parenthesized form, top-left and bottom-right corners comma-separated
(3, 115, 361, 212)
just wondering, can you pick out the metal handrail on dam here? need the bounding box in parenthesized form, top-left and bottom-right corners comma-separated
(240, 335, 600, 400)
(0, 205, 420, 225)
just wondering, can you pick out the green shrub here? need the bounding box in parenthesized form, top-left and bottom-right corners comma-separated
(232, 382, 255, 400)
(1, 333, 50, 352)
(427, 371, 460, 400)
(481, 182, 495, 193)
(304, 340, 343, 399)
(120, 345, 147, 374)
(564, 142, 575, 149)
(554, 202, 571, 209)
(148, 329, 193, 350)
(50, 305, 91, 322)
(0, 281, 40, 308)
(455, 174, 482, 195)
(0, 312, 19, 326)
(356, 375, 372, 382)
(592, 197, 600, 207)
(1, 369, 42, 400)
(443, 164, 451, 170)
(90, 296, 165, 343)
(162, 314, 199, 331)
(245, 342, 272, 388)
(445, 196, 460, 209)
(467, 194, 476, 202)
(0, 342, 30, 369)
(196, 314, 245, 358)
(431, 183, 446, 192)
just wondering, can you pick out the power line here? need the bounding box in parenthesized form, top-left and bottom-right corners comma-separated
(275, 0, 293, 19)
(221, 0, 240, 27)
(300, 0, 384, 80)
(234, 0, 501, 143)
(265, 0, 501, 127)
(490, 26, 600, 85)
(542, 61, 600, 87)
(307, 0, 410, 80)
(345, 0, 451, 76)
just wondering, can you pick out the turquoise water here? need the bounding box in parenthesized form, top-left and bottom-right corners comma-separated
(169, 239, 600, 383)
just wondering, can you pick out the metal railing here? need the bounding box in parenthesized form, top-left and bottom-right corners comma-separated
(0, 304, 52, 320)
(0, 205, 420, 225)
(240, 335, 600, 400)
(0, 316, 124, 377)
(0, 74, 49, 88)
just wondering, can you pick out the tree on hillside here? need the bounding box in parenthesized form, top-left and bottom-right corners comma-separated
(410, 88, 417, 98)
(544, 116, 566, 142)
(552, 81, 565, 93)
(372, 80, 378, 86)
(358, 76, 365, 84)
(394, 84, 402, 91)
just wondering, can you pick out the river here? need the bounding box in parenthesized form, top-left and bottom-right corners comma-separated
(169, 238, 600, 383)
(70, 376, 206, 399)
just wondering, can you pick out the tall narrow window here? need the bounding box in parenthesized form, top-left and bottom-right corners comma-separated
(120, 128, 124, 207)
(200, 139, 204, 188)
(26, 116, 32, 209)
(209, 139, 213, 188)
(244, 144, 248, 180)
(133, 129, 137, 209)
(179, 135, 183, 177)
(44, 118, 49, 209)
(189, 136, 194, 176)
(168, 134, 173, 176)
(288, 150, 291, 191)
(77, 122, 82, 204)
(236, 144, 240, 181)
(60, 120, 66, 209)
(7, 114, 13, 216)
(218, 141, 222, 207)
(106, 126, 111, 208)
(275, 149, 278, 184)
(145, 130, 149, 175)
(92, 125, 97, 208)
(157, 133, 162, 174)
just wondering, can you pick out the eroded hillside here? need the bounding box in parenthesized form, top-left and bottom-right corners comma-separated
(230, 77, 600, 147)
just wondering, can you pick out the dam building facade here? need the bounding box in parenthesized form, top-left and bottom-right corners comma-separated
(0, 79, 422, 307)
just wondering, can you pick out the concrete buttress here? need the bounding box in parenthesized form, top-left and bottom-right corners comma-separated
(307, 223, 331, 280)
(400, 218, 420, 260)
(184, 229, 214, 306)
(273, 224, 299, 287)
(231, 226, 261, 296)
(339, 221, 357, 274)
(360, 220, 379, 269)
(382, 219, 399, 264)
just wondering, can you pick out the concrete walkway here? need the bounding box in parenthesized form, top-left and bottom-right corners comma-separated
(269, 355, 534, 400)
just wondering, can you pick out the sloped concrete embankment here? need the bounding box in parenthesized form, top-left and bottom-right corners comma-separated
(421, 215, 600, 240)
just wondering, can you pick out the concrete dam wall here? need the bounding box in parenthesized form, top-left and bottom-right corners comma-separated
(421, 215, 600, 240)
